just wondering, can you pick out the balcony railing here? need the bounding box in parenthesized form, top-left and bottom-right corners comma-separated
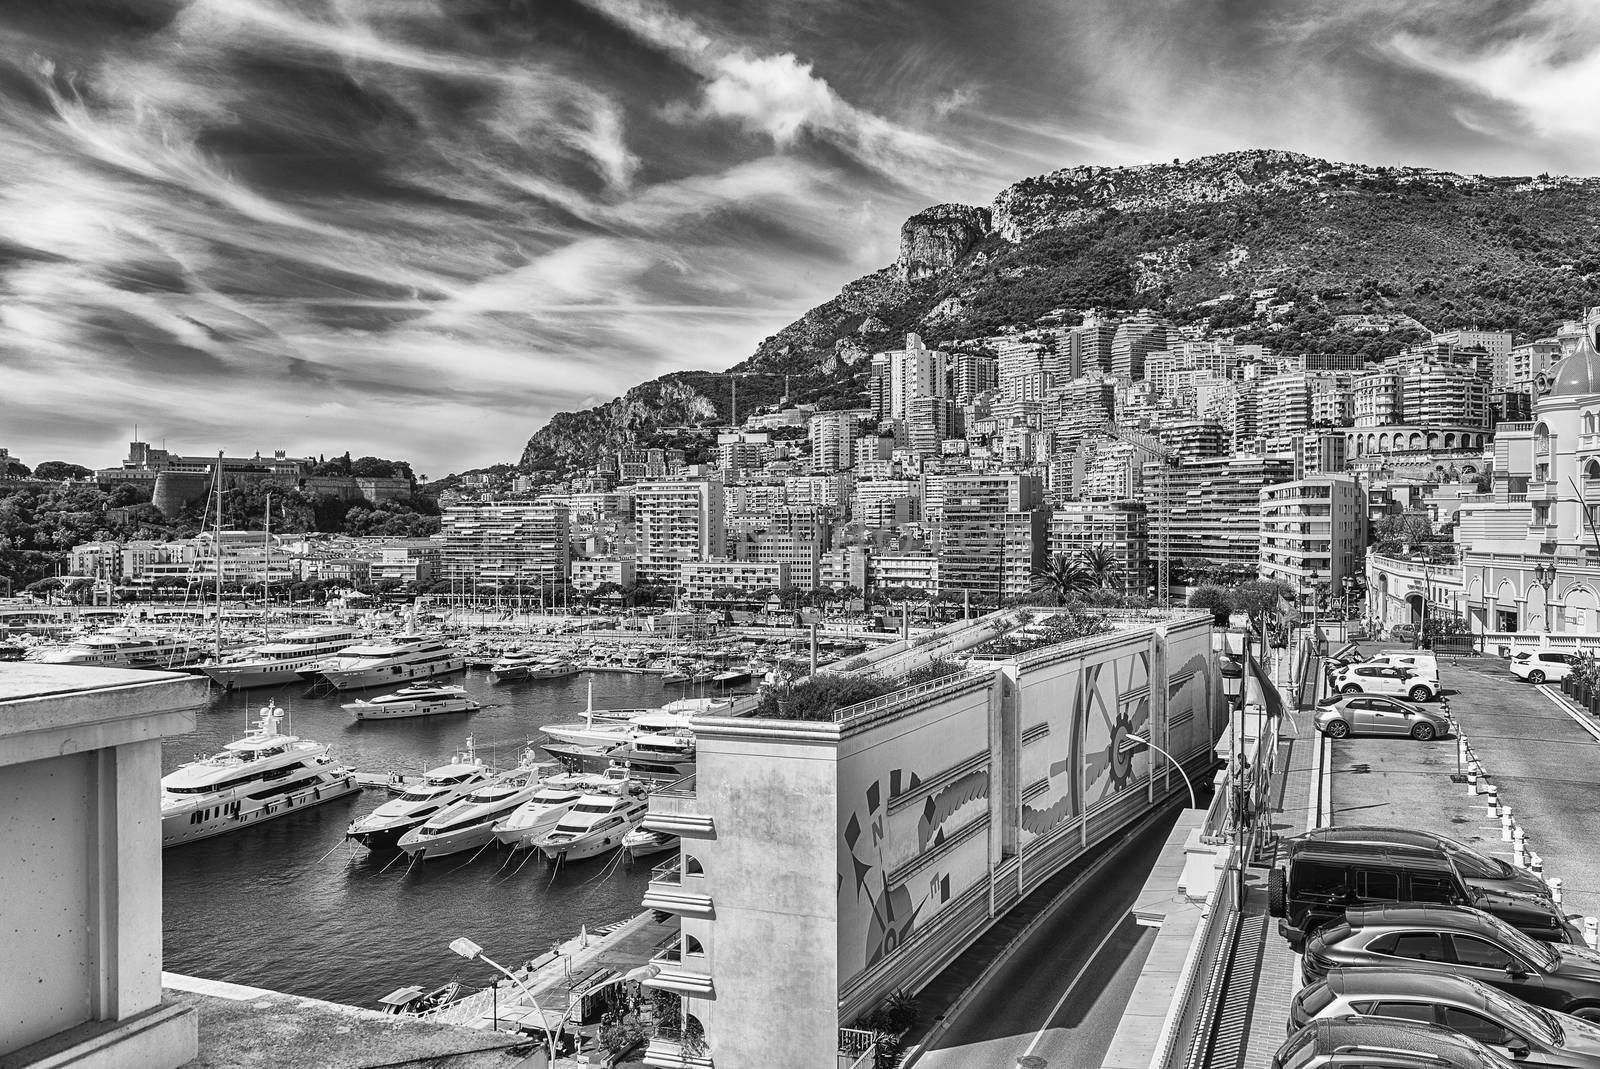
(838, 1028, 877, 1060)
(655, 773, 697, 798)
(651, 857, 683, 885)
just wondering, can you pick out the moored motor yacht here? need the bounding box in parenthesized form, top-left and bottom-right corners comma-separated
(396, 754, 550, 860)
(541, 696, 730, 749)
(491, 769, 621, 850)
(161, 700, 360, 848)
(342, 682, 479, 721)
(201, 625, 363, 689)
(306, 632, 466, 692)
(536, 778, 651, 863)
(488, 650, 539, 682)
(42, 629, 212, 670)
(346, 739, 493, 850)
(622, 827, 679, 860)
(527, 659, 581, 680)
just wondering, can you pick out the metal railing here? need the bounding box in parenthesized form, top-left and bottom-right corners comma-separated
(838, 1027, 877, 1059)
(656, 772, 697, 797)
(830, 669, 988, 724)
(651, 857, 682, 884)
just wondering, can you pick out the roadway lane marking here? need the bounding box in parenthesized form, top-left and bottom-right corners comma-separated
(1019, 918, 1129, 1062)
(1306, 730, 1325, 833)
(1534, 686, 1600, 745)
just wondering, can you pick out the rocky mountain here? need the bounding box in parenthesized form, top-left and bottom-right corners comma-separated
(520, 149, 1600, 472)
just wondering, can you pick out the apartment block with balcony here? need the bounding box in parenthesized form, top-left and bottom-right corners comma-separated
(1257, 476, 1367, 592)
(1149, 454, 1294, 576)
(633, 479, 726, 588)
(868, 553, 939, 596)
(571, 556, 636, 592)
(636, 610, 1220, 1069)
(1048, 501, 1148, 595)
(681, 560, 790, 604)
(938, 473, 1046, 603)
(438, 502, 571, 585)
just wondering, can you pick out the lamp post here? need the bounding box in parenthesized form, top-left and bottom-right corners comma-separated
(1340, 576, 1354, 624)
(1118, 731, 1197, 810)
(1533, 560, 1558, 635)
(449, 937, 658, 1063)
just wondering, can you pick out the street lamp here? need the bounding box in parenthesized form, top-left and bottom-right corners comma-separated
(1533, 560, 1558, 635)
(1340, 576, 1353, 622)
(1307, 567, 1321, 631)
(449, 937, 659, 1061)
(1119, 731, 1197, 810)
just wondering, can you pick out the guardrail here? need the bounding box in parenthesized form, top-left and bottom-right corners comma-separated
(651, 857, 682, 884)
(830, 669, 990, 725)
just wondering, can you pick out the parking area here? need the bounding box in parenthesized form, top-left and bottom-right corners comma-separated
(1328, 653, 1600, 920)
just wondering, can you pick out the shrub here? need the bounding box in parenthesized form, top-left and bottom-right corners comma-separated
(756, 673, 896, 721)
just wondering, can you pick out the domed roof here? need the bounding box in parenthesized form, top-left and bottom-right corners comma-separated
(1551, 328, 1600, 397)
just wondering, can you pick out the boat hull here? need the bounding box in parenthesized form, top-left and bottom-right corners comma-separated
(202, 661, 321, 690)
(312, 656, 467, 692)
(162, 771, 361, 848)
(492, 807, 573, 849)
(347, 698, 478, 721)
(397, 822, 500, 860)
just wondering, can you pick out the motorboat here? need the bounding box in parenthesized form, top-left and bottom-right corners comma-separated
(201, 625, 364, 689)
(306, 633, 466, 692)
(161, 700, 360, 848)
(541, 696, 730, 749)
(343, 682, 479, 721)
(40, 629, 212, 670)
(488, 650, 540, 682)
(346, 739, 493, 850)
(377, 980, 465, 1017)
(536, 778, 652, 862)
(396, 755, 550, 859)
(711, 667, 751, 687)
(528, 659, 581, 680)
(491, 770, 620, 850)
(660, 665, 692, 685)
(609, 729, 697, 780)
(622, 827, 678, 860)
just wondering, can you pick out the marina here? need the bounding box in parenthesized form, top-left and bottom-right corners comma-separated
(159, 667, 674, 1007)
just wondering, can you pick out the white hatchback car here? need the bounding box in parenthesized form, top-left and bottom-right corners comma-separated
(1330, 664, 1438, 702)
(1509, 651, 1572, 684)
(1355, 651, 1439, 682)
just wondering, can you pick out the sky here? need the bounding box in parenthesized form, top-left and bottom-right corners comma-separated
(3, 0, 1600, 476)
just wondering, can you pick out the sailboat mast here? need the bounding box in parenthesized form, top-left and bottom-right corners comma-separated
(262, 491, 272, 642)
(212, 453, 224, 658)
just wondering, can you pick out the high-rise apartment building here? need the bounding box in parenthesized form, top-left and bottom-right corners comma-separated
(884, 333, 946, 419)
(808, 412, 860, 472)
(439, 503, 571, 585)
(1147, 454, 1294, 576)
(904, 396, 959, 457)
(632, 478, 726, 586)
(938, 473, 1046, 602)
(1155, 418, 1227, 461)
(1048, 378, 1117, 438)
(949, 351, 999, 404)
(1258, 476, 1367, 592)
(1073, 314, 1119, 375)
(1111, 314, 1169, 383)
(1047, 500, 1148, 595)
(1504, 339, 1562, 394)
(1295, 433, 1350, 480)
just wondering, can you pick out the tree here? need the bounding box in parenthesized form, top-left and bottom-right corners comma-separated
(33, 461, 92, 481)
(1030, 553, 1094, 604)
(1188, 585, 1232, 626)
(1079, 545, 1123, 590)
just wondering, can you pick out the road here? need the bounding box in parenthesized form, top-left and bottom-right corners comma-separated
(909, 811, 1177, 1069)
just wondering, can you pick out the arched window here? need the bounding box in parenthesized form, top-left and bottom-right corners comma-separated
(683, 934, 705, 956)
(1535, 422, 1551, 456)
(685, 855, 705, 877)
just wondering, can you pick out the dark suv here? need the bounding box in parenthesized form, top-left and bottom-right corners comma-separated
(1295, 827, 1552, 900)
(1303, 905, 1600, 1023)
(1270, 837, 1579, 945)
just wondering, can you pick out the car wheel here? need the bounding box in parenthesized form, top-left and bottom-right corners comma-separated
(1408, 685, 1433, 702)
(1410, 722, 1436, 741)
(1268, 868, 1287, 918)
(1324, 719, 1350, 739)
(1569, 1004, 1600, 1024)
(1341, 684, 1361, 694)
(1528, 670, 1546, 685)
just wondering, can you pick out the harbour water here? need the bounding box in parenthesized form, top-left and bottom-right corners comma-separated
(161, 668, 687, 1007)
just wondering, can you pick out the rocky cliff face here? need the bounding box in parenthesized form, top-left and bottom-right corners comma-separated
(521, 377, 718, 468)
(898, 203, 992, 283)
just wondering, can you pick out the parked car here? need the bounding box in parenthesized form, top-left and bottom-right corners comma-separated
(1274, 1016, 1516, 1069)
(1290, 968, 1600, 1068)
(1393, 624, 1421, 642)
(1302, 905, 1600, 1021)
(1294, 827, 1551, 900)
(1314, 694, 1451, 740)
(1331, 664, 1439, 702)
(1510, 652, 1573, 685)
(1269, 837, 1581, 946)
(1360, 651, 1441, 682)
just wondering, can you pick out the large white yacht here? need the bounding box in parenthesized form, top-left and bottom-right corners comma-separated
(306, 633, 465, 692)
(536, 778, 651, 863)
(395, 755, 549, 860)
(342, 682, 479, 721)
(491, 770, 620, 850)
(541, 697, 730, 749)
(345, 740, 493, 850)
(201, 625, 363, 690)
(161, 700, 360, 848)
(40, 629, 212, 670)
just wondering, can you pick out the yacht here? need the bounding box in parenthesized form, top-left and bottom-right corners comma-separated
(528, 659, 581, 680)
(610, 729, 697, 780)
(541, 697, 730, 750)
(536, 779, 651, 862)
(346, 740, 493, 850)
(41, 629, 212, 670)
(342, 682, 479, 721)
(491, 770, 619, 850)
(622, 827, 678, 860)
(396, 756, 549, 860)
(305, 633, 465, 692)
(161, 700, 360, 848)
(201, 625, 363, 690)
(488, 650, 539, 682)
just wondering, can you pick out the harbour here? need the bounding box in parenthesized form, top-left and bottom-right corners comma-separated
(159, 667, 685, 1008)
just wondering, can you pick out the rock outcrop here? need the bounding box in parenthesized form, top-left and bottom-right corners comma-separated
(898, 204, 992, 283)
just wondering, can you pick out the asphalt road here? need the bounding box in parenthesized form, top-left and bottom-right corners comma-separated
(909, 811, 1176, 1069)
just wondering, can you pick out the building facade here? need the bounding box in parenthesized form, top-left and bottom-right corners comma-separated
(438, 503, 571, 585)
(1257, 476, 1368, 594)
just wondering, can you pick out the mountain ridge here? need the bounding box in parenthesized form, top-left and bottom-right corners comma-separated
(519, 149, 1600, 473)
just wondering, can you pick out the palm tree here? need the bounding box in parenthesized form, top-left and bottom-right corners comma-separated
(1079, 545, 1123, 591)
(1030, 553, 1094, 604)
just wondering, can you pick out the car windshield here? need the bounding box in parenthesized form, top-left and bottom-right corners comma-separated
(1491, 920, 1561, 971)
(1443, 840, 1514, 880)
(1472, 981, 1560, 1044)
